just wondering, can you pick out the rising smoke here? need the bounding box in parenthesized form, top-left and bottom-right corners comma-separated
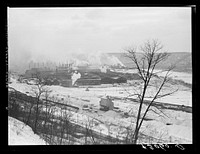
(9, 50, 125, 74)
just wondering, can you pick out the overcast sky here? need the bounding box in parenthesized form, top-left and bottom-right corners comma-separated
(8, 7, 191, 70)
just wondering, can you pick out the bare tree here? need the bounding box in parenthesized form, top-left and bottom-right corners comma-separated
(58, 105, 72, 145)
(43, 90, 53, 127)
(84, 117, 97, 144)
(26, 99, 35, 125)
(124, 39, 178, 144)
(31, 71, 51, 133)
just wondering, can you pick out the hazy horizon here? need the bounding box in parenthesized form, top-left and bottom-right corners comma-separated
(8, 7, 192, 73)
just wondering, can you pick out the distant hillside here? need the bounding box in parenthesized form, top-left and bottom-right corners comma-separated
(108, 52, 192, 73)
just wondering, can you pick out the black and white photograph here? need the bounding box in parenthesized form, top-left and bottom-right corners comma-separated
(7, 7, 192, 146)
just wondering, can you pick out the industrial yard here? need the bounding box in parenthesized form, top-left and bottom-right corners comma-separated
(8, 62, 192, 144)
(7, 7, 193, 146)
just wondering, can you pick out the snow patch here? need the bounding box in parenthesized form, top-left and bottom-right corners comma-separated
(8, 116, 47, 145)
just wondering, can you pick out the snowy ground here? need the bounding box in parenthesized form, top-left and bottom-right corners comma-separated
(114, 68, 192, 84)
(155, 70, 192, 84)
(8, 116, 47, 145)
(8, 70, 192, 144)
(9, 77, 192, 107)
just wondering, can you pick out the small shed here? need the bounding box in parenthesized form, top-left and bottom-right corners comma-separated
(99, 96, 114, 111)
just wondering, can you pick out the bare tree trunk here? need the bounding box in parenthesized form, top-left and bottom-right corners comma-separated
(34, 97, 40, 133)
(133, 84, 148, 144)
(26, 103, 34, 125)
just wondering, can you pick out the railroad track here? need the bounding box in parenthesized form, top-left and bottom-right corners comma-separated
(110, 96, 192, 113)
(8, 89, 172, 144)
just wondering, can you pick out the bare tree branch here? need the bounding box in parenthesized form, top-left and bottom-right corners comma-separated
(124, 49, 145, 81)
(137, 69, 172, 132)
(155, 89, 178, 99)
(148, 108, 169, 119)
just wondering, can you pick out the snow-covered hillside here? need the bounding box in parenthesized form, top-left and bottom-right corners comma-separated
(8, 116, 47, 145)
(153, 69, 192, 84)
(113, 68, 192, 84)
(8, 71, 192, 144)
